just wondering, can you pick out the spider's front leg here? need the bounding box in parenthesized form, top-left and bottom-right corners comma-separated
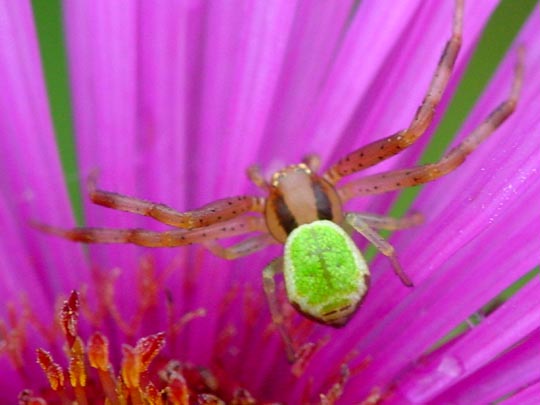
(324, 0, 464, 184)
(87, 171, 265, 229)
(338, 46, 524, 201)
(302, 154, 321, 172)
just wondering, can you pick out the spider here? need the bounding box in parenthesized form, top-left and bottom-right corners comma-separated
(39, 0, 523, 360)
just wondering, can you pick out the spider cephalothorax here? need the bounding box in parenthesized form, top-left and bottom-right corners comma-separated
(264, 162, 343, 242)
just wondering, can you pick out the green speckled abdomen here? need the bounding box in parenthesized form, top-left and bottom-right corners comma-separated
(283, 220, 370, 326)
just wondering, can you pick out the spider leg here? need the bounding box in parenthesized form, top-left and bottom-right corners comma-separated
(87, 172, 264, 229)
(324, 0, 464, 184)
(202, 233, 278, 260)
(338, 46, 524, 202)
(345, 212, 413, 287)
(302, 154, 321, 172)
(262, 257, 296, 362)
(353, 212, 424, 231)
(34, 216, 266, 248)
(247, 164, 271, 192)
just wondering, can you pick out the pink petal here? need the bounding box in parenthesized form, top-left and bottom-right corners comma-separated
(500, 382, 540, 405)
(432, 328, 540, 403)
(0, 0, 88, 299)
(395, 276, 540, 402)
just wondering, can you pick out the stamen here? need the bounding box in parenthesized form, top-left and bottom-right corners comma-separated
(87, 331, 109, 372)
(120, 344, 142, 389)
(15, 268, 358, 403)
(320, 365, 350, 404)
(0, 306, 25, 371)
(60, 291, 79, 349)
(162, 369, 189, 404)
(68, 337, 87, 388)
(143, 382, 162, 404)
(136, 332, 166, 372)
(291, 339, 329, 378)
(35, 349, 64, 391)
(169, 307, 207, 336)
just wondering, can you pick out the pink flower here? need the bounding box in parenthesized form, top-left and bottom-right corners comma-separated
(1, 0, 539, 403)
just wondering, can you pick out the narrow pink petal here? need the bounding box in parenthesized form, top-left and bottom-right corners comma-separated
(432, 328, 540, 403)
(218, 2, 297, 194)
(0, 0, 88, 299)
(0, 198, 48, 312)
(63, 1, 140, 273)
(259, 0, 355, 164)
(194, 1, 297, 200)
(136, 1, 190, 209)
(500, 382, 540, 405)
(395, 277, 540, 402)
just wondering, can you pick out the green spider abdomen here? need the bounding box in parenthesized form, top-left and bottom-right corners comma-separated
(283, 220, 370, 326)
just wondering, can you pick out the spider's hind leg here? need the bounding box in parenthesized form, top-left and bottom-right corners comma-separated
(353, 212, 424, 231)
(345, 212, 413, 287)
(34, 215, 267, 248)
(262, 258, 297, 362)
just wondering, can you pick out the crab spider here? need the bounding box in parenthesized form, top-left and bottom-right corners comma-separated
(38, 0, 523, 360)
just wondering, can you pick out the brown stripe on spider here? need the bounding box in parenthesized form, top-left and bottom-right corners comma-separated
(274, 192, 298, 235)
(312, 177, 334, 221)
